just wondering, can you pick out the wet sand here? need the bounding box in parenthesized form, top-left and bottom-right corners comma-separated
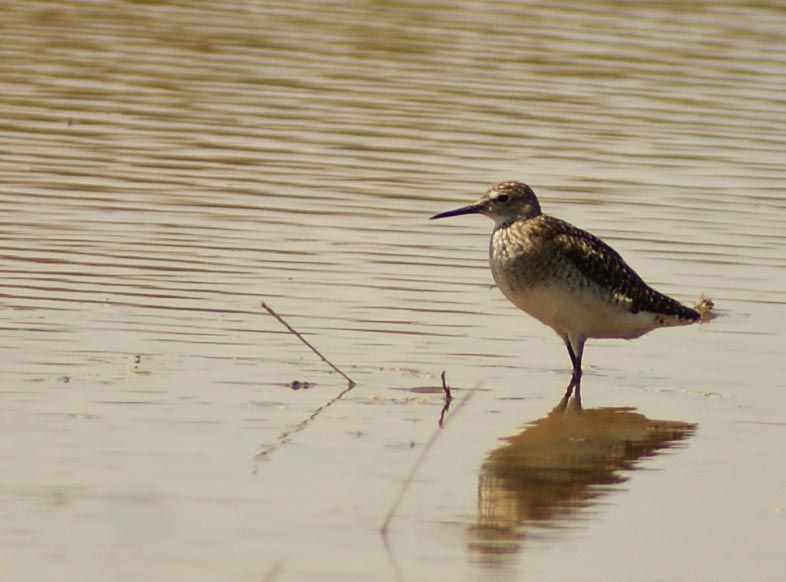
(1, 1, 785, 580)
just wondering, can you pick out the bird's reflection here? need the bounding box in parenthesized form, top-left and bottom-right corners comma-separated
(467, 396, 696, 563)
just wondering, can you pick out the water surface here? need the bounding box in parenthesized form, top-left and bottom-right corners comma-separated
(1, 1, 785, 581)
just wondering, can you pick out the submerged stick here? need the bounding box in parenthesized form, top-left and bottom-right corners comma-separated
(261, 561, 284, 582)
(255, 301, 357, 462)
(261, 301, 356, 389)
(380, 379, 478, 535)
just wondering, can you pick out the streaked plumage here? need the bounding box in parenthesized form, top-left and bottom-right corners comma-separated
(431, 181, 709, 405)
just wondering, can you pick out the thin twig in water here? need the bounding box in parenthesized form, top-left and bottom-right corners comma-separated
(438, 370, 453, 428)
(255, 301, 357, 462)
(261, 301, 356, 389)
(380, 380, 479, 535)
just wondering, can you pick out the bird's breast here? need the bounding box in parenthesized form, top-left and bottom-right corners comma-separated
(489, 225, 555, 289)
(488, 225, 681, 339)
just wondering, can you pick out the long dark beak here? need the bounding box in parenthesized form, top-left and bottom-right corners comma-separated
(430, 203, 483, 220)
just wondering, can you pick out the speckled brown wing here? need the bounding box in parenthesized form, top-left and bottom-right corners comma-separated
(545, 216, 699, 320)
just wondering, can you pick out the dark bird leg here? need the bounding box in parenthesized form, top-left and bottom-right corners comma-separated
(555, 334, 586, 412)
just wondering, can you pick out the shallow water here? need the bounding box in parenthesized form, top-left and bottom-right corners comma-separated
(1, 1, 785, 580)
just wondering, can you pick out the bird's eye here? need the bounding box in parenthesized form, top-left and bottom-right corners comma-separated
(496, 194, 510, 203)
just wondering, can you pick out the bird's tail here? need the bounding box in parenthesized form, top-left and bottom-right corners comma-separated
(694, 295, 715, 322)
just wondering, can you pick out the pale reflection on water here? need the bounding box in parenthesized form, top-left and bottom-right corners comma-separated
(1, 0, 785, 581)
(468, 402, 696, 563)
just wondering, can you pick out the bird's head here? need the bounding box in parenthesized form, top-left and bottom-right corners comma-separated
(430, 182, 542, 226)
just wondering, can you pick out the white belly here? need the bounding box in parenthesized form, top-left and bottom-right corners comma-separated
(497, 282, 680, 340)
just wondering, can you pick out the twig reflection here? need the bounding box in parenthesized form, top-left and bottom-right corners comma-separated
(438, 370, 453, 428)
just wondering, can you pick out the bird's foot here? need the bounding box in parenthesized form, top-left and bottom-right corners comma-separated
(553, 375, 579, 413)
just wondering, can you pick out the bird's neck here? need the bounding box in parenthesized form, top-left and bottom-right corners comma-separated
(493, 213, 536, 230)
